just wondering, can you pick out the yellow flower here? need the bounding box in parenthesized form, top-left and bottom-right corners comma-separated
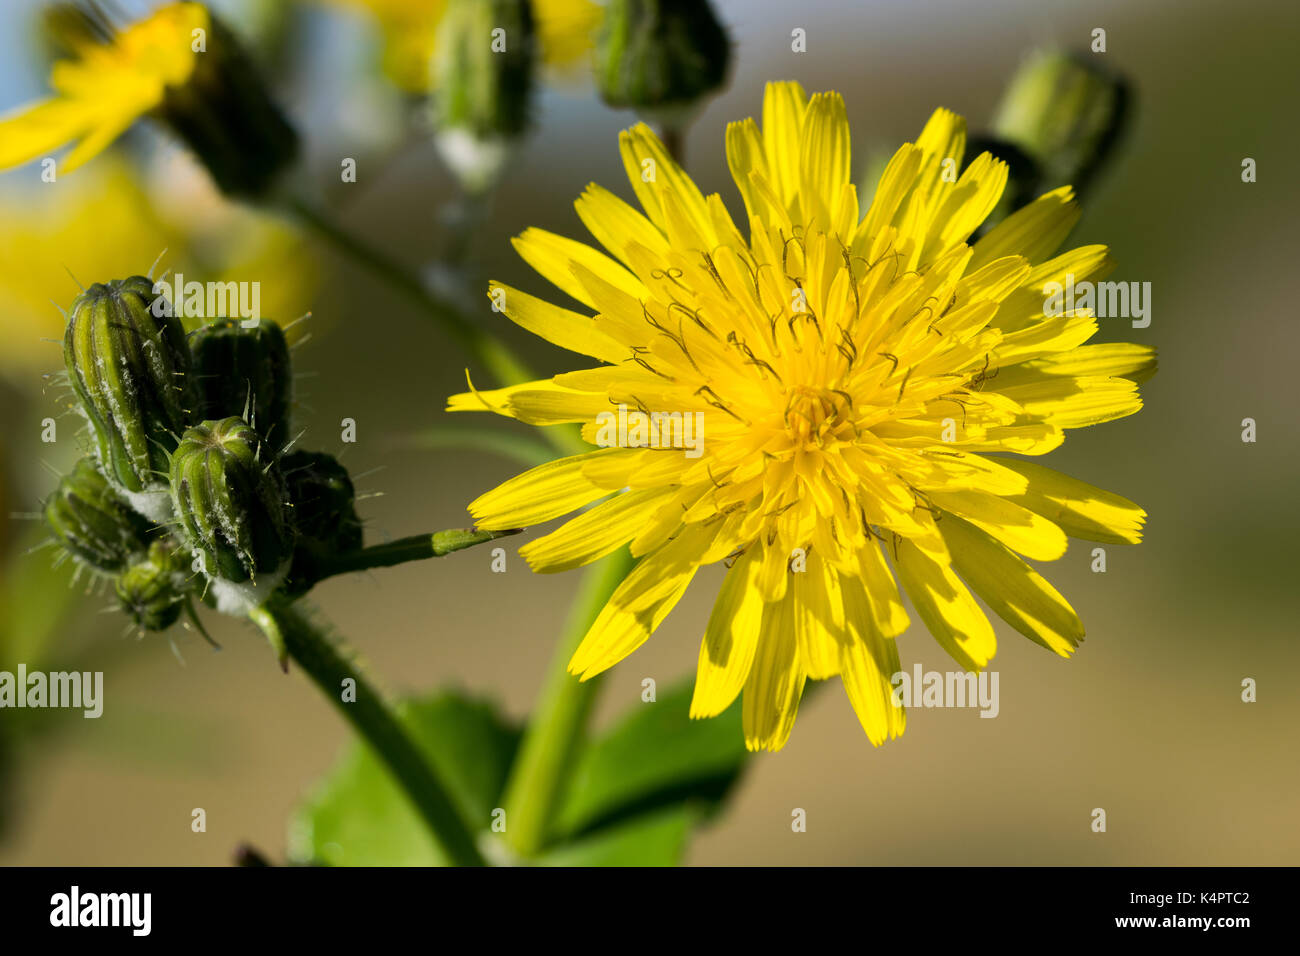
(449, 82, 1154, 752)
(0, 3, 206, 176)
(316, 0, 602, 94)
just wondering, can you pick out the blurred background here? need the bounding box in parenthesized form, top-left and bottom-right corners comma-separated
(1, 0, 1297, 865)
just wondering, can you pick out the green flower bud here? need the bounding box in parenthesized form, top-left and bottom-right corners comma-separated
(43, 457, 152, 574)
(431, 0, 537, 194)
(985, 49, 1130, 201)
(155, 11, 299, 200)
(281, 450, 363, 596)
(63, 276, 191, 516)
(283, 451, 362, 550)
(115, 538, 189, 632)
(595, 0, 731, 126)
(170, 417, 293, 593)
(187, 318, 292, 449)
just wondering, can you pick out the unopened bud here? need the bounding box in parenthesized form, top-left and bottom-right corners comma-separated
(154, 9, 299, 199)
(431, 0, 537, 194)
(43, 457, 152, 574)
(115, 538, 189, 631)
(281, 450, 363, 596)
(170, 417, 293, 589)
(63, 276, 191, 518)
(984, 49, 1130, 202)
(595, 0, 731, 128)
(188, 318, 292, 449)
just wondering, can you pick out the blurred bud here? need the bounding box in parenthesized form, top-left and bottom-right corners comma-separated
(595, 0, 731, 127)
(188, 318, 292, 449)
(115, 538, 189, 631)
(170, 417, 293, 585)
(431, 0, 537, 194)
(280, 450, 363, 596)
(63, 276, 191, 515)
(980, 49, 1130, 207)
(154, 10, 299, 200)
(44, 457, 152, 574)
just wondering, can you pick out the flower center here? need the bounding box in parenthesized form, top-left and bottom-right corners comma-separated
(783, 385, 850, 447)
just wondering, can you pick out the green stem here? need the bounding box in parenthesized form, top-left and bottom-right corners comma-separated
(499, 549, 635, 857)
(249, 600, 487, 867)
(310, 528, 518, 582)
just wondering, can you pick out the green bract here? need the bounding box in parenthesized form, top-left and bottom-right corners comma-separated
(63, 275, 191, 501)
(170, 417, 293, 584)
(43, 457, 152, 574)
(188, 318, 292, 448)
(115, 538, 189, 632)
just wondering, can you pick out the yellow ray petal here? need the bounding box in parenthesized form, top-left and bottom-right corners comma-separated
(995, 375, 1142, 428)
(486, 281, 626, 363)
(446, 377, 608, 425)
(575, 182, 669, 265)
(1014, 342, 1157, 384)
(894, 536, 997, 671)
(761, 80, 809, 209)
(568, 530, 705, 680)
(971, 186, 1080, 270)
(799, 91, 851, 226)
(742, 592, 805, 752)
(791, 551, 844, 679)
(618, 122, 712, 237)
(998, 458, 1147, 544)
(468, 448, 623, 529)
(839, 574, 906, 745)
(512, 227, 645, 310)
(691, 548, 764, 718)
(519, 488, 672, 572)
(927, 489, 1068, 561)
(941, 514, 1084, 657)
(0, 98, 93, 169)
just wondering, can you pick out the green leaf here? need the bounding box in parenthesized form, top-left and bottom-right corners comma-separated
(536, 806, 696, 867)
(554, 680, 748, 842)
(289, 691, 519, 865)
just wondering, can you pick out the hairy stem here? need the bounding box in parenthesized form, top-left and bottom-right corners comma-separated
(249, 600, 487, 867)
(499, 549, 635, 857)
(308, 528, 519, 582)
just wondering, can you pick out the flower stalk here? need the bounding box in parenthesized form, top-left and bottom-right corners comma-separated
(249, 599, 487, 867)
(499, 548, 635, 858)
(302, 528, 519, 584)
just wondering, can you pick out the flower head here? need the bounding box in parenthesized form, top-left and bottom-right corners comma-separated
(450, 81, 1152, 751)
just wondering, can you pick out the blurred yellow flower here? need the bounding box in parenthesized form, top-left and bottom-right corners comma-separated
(317, 0, 602, 93)
(0, 3, 205, 176)
(0, 159, 185, 381)
(0, 153, 316, 385)
(451, 82, 1154, 752)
